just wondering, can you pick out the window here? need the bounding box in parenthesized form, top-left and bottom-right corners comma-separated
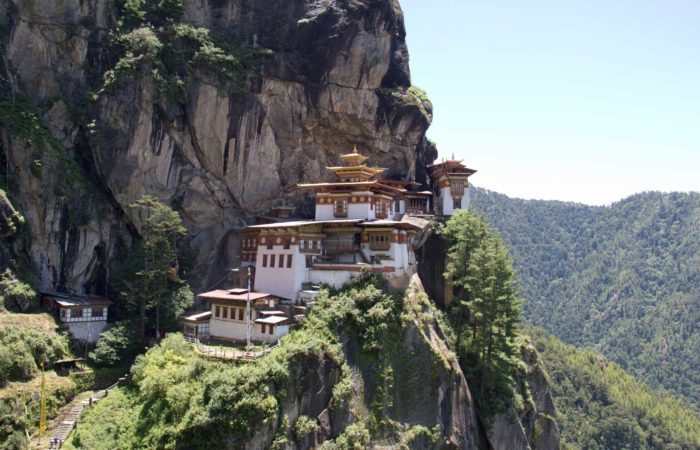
(278, 254, 284, 268)
(283, 239, 290, 250)
(375, 201, 387, 219)
(451, 181, 465, 197)
(73, 308, 83, 318)
(334, 198, 348, 217)
(262, 254, 268, 267)
(238, 308, 244, 321)
(215, 305, 221, 317)
(287, 254, 293, 268)
(269, 325, 274, 335)
(453, 197, 461, 210)
(261, 324, 266, 334)
(266, 241, 273, 250)
(92, 307, 103, 318)
(222, 307, 228, 319)
(369, 234, 391, 251)
(270, 254, 276, 268)
(312, 240, 318, 250)
(60, 309, 67, 319)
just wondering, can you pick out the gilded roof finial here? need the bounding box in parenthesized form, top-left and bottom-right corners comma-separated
(352, 145, 358, 154)
(451, 152, 455, 160)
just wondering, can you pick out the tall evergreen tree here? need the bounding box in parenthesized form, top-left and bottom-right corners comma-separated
(130, 195, 187, 341)
(442, 210, 522, 410)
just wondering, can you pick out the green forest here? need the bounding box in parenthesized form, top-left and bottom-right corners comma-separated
(471, 188, 700, 408)
(527, 326, 700, 449)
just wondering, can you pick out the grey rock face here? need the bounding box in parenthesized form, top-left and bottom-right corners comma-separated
(0, 0, 433, 292)
(486, 343, 561, 450)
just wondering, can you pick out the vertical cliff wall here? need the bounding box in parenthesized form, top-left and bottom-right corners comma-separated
(0, 0, 436, 293)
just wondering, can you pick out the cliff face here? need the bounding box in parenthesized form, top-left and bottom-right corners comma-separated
(238, 276, 557, 450)
(0, 0, 435, 292)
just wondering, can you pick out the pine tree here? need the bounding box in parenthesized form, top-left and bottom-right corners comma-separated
(130, 195, 187, 341)
(442, 210, 521, 411)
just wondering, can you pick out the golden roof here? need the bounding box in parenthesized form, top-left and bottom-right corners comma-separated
(339, 145, 369, 166)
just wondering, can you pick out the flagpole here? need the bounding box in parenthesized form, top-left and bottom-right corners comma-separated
(39, 361, 46, 436)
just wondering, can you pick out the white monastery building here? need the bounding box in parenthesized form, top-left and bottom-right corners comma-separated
(192, 148, 476, 343)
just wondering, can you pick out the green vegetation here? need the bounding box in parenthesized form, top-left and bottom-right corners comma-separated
(0, 272, 38, 312)
(441, 210, 523, 416)
(527, 326, 700, 449)
(0, 313, 70, 386)
(378, 86, 433, 122)
(67, 275, 462, 448)
(103, 0, 272, 100)
(293, 415, 320, 441)
(1, 371, 77, 449)
(471, 188, 700, 408)
(128, 195, 189, 340)
(88, 322, 140, 367)
(61, 388, 137, 450)
(0, 312, 75, 447)
(0, 189, 25, 240)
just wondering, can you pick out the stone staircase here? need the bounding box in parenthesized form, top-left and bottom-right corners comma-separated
(31, 378, 124, 449)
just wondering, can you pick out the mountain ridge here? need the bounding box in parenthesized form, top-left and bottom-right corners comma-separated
(471, 186, 700, 408)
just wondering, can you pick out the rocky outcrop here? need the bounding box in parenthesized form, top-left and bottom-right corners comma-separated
(0, 0, 434, 292)
(486, 345, 561, 450)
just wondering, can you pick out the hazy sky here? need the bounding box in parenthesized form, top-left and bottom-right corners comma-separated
(401, 1, 700, 205)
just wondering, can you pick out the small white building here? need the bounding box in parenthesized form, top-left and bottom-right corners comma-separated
(42, 292, 112, 343)
(428, 157, 477, 216)
(198, 289, 291, 344)
(181, 311, 212, 340)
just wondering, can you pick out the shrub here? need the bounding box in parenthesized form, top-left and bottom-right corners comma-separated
(89, 322, 139, 367)
(0, 324, 68, 385)
(293, 415, 320, 441)
(0, 273, 38, 312)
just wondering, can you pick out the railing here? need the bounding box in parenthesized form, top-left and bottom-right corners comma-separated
(185, 336, 280, 361)
(44, 374, 127, 449)
(322, 241, 359, 253)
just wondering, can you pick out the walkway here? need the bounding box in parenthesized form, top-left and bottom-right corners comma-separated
(186, 336, 279, 361)
(30, 377, 124, 449)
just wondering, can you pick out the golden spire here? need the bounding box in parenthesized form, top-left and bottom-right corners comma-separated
(340, 145, 369, 166)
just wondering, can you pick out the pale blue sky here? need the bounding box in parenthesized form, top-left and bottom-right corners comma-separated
(401, 1, 700, 205)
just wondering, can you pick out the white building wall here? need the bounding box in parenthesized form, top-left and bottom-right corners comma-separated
(398, 200, 406, 215)
(440, 186, 455, 216)
(210, 317, 248, 341)
(66, 321, 108, 343)
(254, 245, 308, 300)
(315, 204, 335, 221)
(348, 202, 374, 220)
(440, 186, 470, 216)
(308, 269, 355, 289)
(253, 324, 289, 344)
(210, 317, 289, 344)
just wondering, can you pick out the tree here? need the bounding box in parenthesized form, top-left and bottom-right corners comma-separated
(442, 210, 521, 411)
(130, 195, 187, 341)
(89, 321, 139, 367)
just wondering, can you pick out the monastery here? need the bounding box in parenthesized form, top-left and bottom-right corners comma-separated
(189, 148, 476, 344)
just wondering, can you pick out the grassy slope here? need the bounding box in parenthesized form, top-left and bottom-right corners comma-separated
(0, 311, 77, 447)
(526, 326, 700, 450)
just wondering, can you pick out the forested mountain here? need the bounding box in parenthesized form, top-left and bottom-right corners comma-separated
(527, 326, 700, 450)
(471, 188, 700, 408)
